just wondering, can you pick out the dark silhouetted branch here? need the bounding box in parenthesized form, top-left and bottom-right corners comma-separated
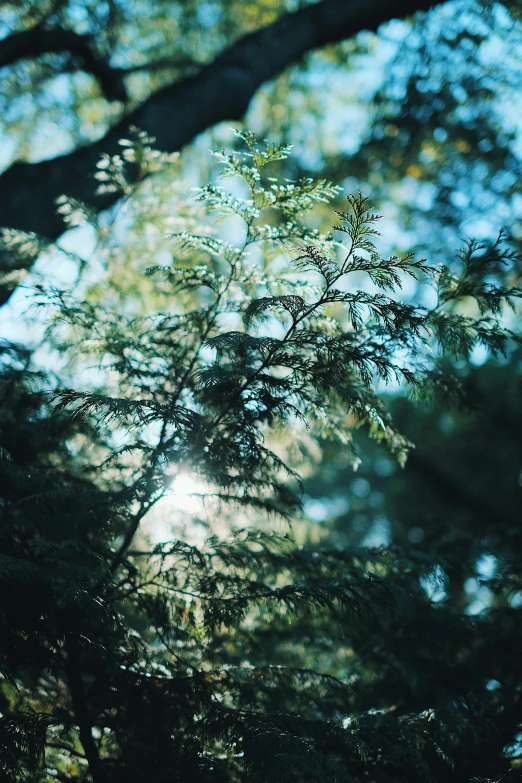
(0, 23, 127, 101)
(65, 638, 106, 783)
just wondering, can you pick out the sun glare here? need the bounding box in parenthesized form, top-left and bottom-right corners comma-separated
(141, 471, 208, 545)
(160, 472, 207, 514)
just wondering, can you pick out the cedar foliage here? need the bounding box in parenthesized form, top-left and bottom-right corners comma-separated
(0, 131, 521, 782)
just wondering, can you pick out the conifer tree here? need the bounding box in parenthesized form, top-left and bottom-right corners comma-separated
(302, 346, 522, 783)
(0, 131, 520, 782)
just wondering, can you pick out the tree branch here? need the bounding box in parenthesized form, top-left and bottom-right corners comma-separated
(0, 23, 127, 101)
(65, 638, 106, 783)
(121, 55, 201, 74)
(0, 0, 447, 304)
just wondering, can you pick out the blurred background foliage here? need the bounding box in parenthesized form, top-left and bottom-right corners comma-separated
(1, 0, 522, 780)
(1, 0, 522, 284)
(1, 0, 521, 251)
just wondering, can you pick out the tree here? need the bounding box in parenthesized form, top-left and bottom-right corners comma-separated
(1, 133, 520, 781)
(4, 0, 522, 304)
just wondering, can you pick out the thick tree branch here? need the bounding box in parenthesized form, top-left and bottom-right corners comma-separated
(0, 0, 447, 304)
(0, 23, 127, 101)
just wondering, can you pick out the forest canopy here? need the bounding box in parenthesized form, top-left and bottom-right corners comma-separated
(1, 1, 522, 782)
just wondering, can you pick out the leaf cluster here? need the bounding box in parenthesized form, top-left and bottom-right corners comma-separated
(1, 133, 520, 782)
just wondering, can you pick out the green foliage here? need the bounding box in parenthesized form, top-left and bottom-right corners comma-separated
(301, 347, 522, 783)
(0, 133, 521, 782)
